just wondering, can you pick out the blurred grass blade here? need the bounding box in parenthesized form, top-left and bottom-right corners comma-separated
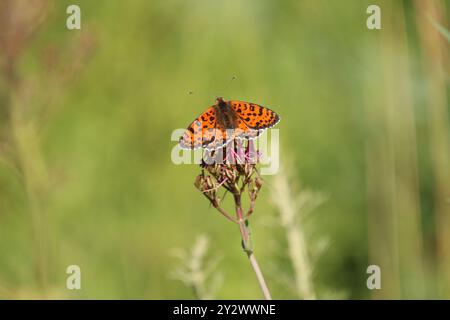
(429, 16, 450, 42)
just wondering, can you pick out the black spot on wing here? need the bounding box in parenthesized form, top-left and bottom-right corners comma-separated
(202, 135, 215, 147)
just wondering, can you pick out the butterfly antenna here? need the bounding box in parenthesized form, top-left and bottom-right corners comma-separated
(224, 75, 238, 93)
(215, 75, 238, 99)
(187, 88, 215, 107)
(186, 89, 209, 110)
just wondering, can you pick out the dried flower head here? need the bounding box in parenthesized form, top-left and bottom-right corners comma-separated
(193, 138, 272, 299)
(194, 139, 264, 251)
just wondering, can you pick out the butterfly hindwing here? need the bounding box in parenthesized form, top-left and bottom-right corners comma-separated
(205, 116, 260, 150)
(233, 117, 261, 140)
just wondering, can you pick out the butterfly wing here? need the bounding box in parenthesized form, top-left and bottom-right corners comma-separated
(204, 111, 262, 150)
(180, 100, 280, 151)
(179, 106, 217, 150)
(179, 106, 232, 150)
(229, 100, 280, 131)
(232, 117, 261, 140)
(206, 120, 251, 150)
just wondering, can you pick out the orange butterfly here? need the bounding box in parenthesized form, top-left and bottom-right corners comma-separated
(179, 97, 280, 151)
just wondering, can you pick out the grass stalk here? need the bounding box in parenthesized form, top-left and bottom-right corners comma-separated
(271, 165, 316, 300)
(414, 0, 450, 297)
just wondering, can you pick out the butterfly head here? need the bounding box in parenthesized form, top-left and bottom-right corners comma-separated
(215, 96, 226, 107)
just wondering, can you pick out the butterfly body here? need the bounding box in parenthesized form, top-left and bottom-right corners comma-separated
(180, 97, 280, 151)
(214, 97, 240, 129)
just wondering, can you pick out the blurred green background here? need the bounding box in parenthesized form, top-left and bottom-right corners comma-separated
(0, 0, 449, 299)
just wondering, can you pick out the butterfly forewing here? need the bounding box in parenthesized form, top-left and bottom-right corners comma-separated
(229, 100, 280, 130)
(179, 107, 236, 150)
(179, 106, 217, 150)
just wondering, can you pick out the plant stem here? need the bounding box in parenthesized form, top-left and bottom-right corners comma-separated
(213, 204, 238, 224)
(11, 96, 50, 291)
(272, 170, 316, 299)
(248, 252, 272, 300)
(234, 194, 272, 300)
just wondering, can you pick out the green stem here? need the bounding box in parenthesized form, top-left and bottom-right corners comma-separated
(234, 193, 272, 300)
